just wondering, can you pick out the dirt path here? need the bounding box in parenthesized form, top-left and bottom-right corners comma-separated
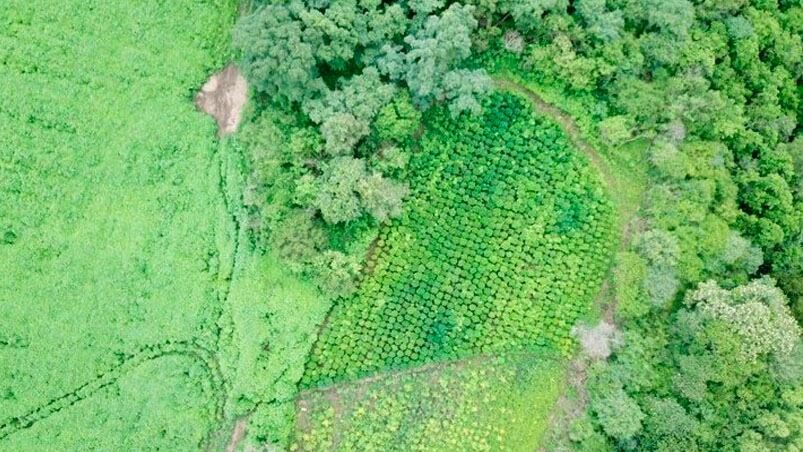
(298, 354, 491, 400)
(224, 418, 248, 452)
(495, 80, 615, 189)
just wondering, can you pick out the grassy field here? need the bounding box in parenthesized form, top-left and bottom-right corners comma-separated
(0, 1, 330, 449)
(0, 0, 235, 447)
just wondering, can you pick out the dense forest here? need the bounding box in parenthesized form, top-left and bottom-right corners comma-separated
(1, 0, 800, 450)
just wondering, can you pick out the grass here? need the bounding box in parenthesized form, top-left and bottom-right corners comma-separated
(0, 1, 330, 449)
(0, 0, 235, 447)
(1, 355, 219, 450)
(216, 247, 332, 446)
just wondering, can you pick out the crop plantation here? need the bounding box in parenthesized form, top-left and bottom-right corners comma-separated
(3, 0, 801, 450)
(303, 93, 614, 387)
(295, 353, 565, 450)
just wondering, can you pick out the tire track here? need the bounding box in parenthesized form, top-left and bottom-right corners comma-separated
(0, 340, 225, 441)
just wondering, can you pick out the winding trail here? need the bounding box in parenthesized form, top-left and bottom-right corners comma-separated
(495, 79, 643, 448)
(0, 340, 225, 441)
(495, 80, 618, 197)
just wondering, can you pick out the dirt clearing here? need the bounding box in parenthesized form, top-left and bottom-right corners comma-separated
(195, 65, 248, 136)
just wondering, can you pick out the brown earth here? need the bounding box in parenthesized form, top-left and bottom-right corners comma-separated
(195, 65, 248, 136)
(224, 418, 248, 452)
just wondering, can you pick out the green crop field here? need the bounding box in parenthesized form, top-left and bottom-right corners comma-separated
(1, 1, 235, 447)
(303, 93, 614, 387)
(295, 353, 565, 451)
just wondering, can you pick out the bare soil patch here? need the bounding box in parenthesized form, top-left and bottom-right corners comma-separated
(225, 418, 248, 452)
(195, 65, 248, 136)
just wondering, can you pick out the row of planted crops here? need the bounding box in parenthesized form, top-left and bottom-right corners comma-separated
(302, 93, 614, 388)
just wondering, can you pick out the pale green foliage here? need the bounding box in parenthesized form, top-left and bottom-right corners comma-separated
(576, 0, 624, 42)
(314, 157, 409, 224)
(649, 140, 690, 180)
(507, 0, 566, 33)
(234, 4, 323, 103)
(271, 210, 327, 272)
(308, 68, 396, 154)
(643, 265, 679, 307)
(370, 146, 410, 176)
(315, 157, 368, 224)
(305, 68, 396, 125)
(644, 0, 695, 38)
(641, 397, 698, 440)
(635, 229, 680, 267)
(375, 43, 406, 79)
(725, 16, 754, 40)
(443, 69, 493, 117)
(704, 231, 763, 282)
(591, 386, 645, 441)
(356, 173, 409, 222)
(684, 278, 800, 363)
(312, 250, 363, 297)
(319, 112, 370, 156)
(597, 115, 632, 146)
(409, 0, 445, 15)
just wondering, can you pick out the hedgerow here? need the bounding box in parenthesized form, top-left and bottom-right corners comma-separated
(302, 93, 614, 387)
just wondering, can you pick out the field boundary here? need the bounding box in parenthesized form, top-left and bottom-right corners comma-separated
(495, 80, 617, 197)
(301, 79, 624, 388)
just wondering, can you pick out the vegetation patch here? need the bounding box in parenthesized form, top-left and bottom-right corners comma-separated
(294, 353, 564, 451)
(303, 93, 614, 387)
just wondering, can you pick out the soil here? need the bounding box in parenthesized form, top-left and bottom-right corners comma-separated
(195, 65, 248, 136)
(225, 418, 248, 452)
